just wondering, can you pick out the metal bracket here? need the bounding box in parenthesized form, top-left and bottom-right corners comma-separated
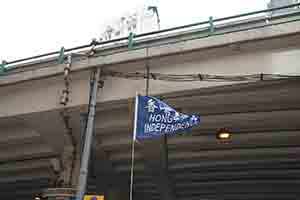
(128, 32, 135, 49)
(0, 60, 7, 73)
(209, 16, 215, 34)
(88, 39, 98, 57)
(58, 46, 65, 64)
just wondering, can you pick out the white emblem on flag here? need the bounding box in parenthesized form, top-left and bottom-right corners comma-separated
(190, 115, 198, 124)
(159, 104, 173, 113)
(146, 99, 158, 113)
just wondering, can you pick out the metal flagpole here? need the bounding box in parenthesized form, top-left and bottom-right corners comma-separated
(76, 67, 102, 200)
(130, 94, 139, 200)
(129, 138, 136, 200)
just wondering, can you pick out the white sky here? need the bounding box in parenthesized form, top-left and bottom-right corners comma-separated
(0, 0, 268, 61)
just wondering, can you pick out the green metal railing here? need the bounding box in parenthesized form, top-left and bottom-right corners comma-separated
(1, 2, 300, 72)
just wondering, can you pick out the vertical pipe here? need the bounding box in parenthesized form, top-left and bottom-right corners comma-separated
(130, 94, 139, 200)
(79, 113, 88, 157)
(129, 128, 136, 200)
(145, 48, 150, 96)
(76, 67, 101, 200)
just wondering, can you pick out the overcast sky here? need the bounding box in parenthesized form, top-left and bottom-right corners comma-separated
(0, 0, 268, 61)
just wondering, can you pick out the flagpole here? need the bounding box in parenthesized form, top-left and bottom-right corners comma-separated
(129, 134, 136, 200)
(130, 94, 139, 200)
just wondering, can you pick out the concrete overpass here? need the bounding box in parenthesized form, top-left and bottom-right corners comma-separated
(1, 5, 300, 200)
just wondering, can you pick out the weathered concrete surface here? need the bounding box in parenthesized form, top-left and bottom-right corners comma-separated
(0, 70, 90, 118)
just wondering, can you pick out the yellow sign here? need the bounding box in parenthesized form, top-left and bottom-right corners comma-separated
(84, 195, 104, 200)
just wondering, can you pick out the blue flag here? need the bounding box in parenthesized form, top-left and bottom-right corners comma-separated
(133, 95, 200, 140)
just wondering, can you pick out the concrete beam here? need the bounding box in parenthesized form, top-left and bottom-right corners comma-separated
(0, 158, 52, 174)
(168, 146, 300, 161)
(0, 169, 53, 183)
(175, 179, 300, 190)
(0, 143, 55, 162)
(0, 70, 90, 118)
(168, 130, 300, 150)
(178, 193, 300, 200)
(172, 169, 300, 182)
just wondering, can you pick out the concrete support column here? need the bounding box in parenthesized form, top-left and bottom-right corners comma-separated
(56, 145, 74, 187)
(42, 152, 79, 199)
(42, 134, 82, 199)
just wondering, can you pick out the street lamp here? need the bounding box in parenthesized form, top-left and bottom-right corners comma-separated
(216, 128, 231, 140)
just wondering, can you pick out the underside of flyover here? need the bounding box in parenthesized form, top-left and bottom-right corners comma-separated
(0, 78, 300, 200)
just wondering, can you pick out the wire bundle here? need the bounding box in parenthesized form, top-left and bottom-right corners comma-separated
(103, 70, 300, 82)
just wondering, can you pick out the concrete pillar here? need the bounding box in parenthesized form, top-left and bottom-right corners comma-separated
(57, 145, 74, 187)
(42, 134, 82, 199)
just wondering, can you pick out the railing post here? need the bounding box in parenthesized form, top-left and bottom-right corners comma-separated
(209, 16, 215, 34)
(128, 32, 135, 49)
(0, 60, 7, 73)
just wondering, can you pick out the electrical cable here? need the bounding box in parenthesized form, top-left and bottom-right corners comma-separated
(102, 70, 300, 82)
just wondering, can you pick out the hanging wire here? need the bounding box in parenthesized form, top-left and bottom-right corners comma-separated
(102, 70, 300, 82)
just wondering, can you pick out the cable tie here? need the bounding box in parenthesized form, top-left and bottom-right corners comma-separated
(64, 66, 71, 71)
(98, 80, 104, 88)
(58, 47, 65, 64)
(62, 89, 70, 94)
(90, 39, 98, 46)
(0, 60, 7, 73)
(88, 39, 98, 57)
(150, 73, 157, 80)
(198, 74, 203, 81)
(260, 73, 264, 81)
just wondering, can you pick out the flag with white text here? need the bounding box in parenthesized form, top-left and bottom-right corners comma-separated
(133, 95, 200, 140)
